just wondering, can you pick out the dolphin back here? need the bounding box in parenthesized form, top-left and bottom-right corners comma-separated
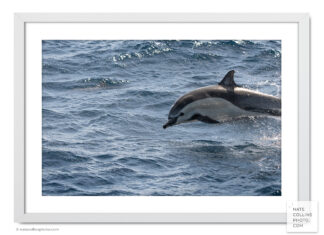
(234, 87, 281, 116)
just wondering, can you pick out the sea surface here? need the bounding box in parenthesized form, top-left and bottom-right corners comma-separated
(42, 40, 281, 196)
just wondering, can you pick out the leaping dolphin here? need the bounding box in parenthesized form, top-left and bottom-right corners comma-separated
(163, 70, 281, 129)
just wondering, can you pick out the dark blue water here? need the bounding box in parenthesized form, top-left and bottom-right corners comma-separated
(42, 40, 281, 196)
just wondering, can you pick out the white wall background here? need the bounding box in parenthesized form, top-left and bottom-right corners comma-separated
(0, 0, 322, 234)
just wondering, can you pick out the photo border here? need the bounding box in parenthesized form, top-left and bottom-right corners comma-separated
(14, 13, 310, 223)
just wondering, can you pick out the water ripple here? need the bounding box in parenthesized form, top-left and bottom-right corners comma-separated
(42, 40, 281, 196)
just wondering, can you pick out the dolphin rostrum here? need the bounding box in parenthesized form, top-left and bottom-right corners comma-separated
(163, 70, 281, 129)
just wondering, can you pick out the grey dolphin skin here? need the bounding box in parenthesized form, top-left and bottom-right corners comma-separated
(163, 70, 281, 129)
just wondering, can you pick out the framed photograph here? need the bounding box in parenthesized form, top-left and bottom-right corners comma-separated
(14, 13, 310, 223)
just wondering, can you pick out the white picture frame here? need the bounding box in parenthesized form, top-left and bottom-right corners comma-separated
(14, 13, 310, 223)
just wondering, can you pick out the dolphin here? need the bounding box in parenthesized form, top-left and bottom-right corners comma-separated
(163, 70, 281, 129)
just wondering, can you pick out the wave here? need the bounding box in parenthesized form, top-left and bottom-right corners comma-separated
(89, 190, 136, 196)
(110, 40, 232, 64)
(42, 109, 67, 120)
(92, 153, 116, 161)
(244, 49, 281, 63)
(190, 52, 222, 61)
(70, 109, 104, 118)
(42, 182, 81, 195)
(112, 41, 173, 62)
(42, 149, 90, 168)
(42, 62, 72, 74)
(43, 77, 129, 90)
(254, 185, 281, 196)
(117, 156, 164, 169)
(70, 174, 114, 187)
(176, 40, 258, 50)
(124, 89, 174, 99)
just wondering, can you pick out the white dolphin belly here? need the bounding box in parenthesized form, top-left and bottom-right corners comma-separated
(182, 97, 261, 122)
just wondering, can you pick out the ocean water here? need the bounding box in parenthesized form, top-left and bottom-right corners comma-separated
(42, 40, 281, 196)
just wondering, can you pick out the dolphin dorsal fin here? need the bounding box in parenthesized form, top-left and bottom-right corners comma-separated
(219, 70, 237, 87)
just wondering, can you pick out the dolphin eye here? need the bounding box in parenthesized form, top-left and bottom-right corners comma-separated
(179, 112, 184, 116)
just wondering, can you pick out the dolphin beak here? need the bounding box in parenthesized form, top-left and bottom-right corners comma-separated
(163, 118, 177, 129)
